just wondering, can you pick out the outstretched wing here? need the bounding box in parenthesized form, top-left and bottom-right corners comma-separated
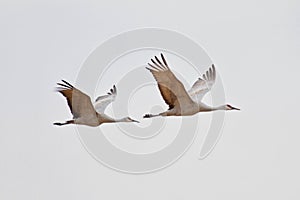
(93, 85, 117, 113)
(188, 64, 216, 103)
(146, 53, 194, 110)
(56, 80, 97, 119)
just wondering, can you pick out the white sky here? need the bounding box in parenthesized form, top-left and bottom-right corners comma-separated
(0, 0, 300, 199)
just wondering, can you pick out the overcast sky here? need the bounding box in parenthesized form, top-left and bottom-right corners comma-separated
(0, 0, 299, 199)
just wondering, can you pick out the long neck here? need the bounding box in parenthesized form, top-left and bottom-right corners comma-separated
(99, 114, 128, 123)
(200, 104, 227, 112)
(114, 117, 129, 122)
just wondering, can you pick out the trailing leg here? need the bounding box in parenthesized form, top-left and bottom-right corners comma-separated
(53, 120, 74, 126)
(143, 111, 171, 118)
(143, 113, 160, 118)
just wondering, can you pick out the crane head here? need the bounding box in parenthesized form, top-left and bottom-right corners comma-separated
(126, 117, 140, 123)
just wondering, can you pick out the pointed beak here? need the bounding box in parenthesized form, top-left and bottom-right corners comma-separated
(131, 119, 140, 123)
(232, 106, 240, 110)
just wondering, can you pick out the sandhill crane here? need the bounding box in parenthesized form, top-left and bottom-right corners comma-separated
(54, 80, 139, 126)
(143, 53, 240, 118)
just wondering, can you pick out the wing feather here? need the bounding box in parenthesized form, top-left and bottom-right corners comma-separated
(188, 64, 216, 103)
(56, 80, 97, 119)
(93, 85, 117, 113)
(146, 53, 194, 110)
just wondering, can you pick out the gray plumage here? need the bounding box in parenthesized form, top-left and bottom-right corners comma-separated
(144, 53, 240, 118)
(54, 81, 139, 127)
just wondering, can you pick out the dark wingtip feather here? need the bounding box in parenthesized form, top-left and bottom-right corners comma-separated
(147, 63, 160, 71)
(55, 87, 67, 92)
(160, 53, 168, 68)
(206, 71, 209, 80)
(107, 85, 117, 95)
(151, 57, 163, 70)
(57, 83, 67, 87)
(154, 55, 166, 69)
(61, 80, 74, 88)
(211, 64, 216, 80)
(212, 64, 216, 73)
